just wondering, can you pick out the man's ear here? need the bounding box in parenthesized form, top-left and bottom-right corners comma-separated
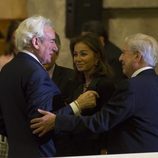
(135, 51, 142, 61)
(32, 36, 40, 49)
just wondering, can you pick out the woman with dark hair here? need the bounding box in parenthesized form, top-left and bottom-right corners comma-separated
(55, 33, 115, 156)
(70, 33, 114, 115)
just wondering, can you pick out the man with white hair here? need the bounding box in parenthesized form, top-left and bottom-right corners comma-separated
(0, 16, 97, 158)
(31, 33, 158, 154)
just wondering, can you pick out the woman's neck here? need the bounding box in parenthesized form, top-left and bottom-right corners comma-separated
(83, 73, 92, 92)
(84, 73, 92, 84)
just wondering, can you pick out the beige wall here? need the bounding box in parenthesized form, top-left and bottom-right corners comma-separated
(0, 0, 27, 19)
(27, 0, 158, 68)
(103, 0, 158, 8)
(103, 0, 158, 48)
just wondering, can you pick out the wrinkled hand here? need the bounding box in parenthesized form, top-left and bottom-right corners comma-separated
(30, 109, 56, 137)
(76, 90, 99, 110)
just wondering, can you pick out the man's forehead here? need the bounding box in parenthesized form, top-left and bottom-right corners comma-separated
(44, 26, 56, 38)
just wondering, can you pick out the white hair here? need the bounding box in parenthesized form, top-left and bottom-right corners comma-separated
(15, 15, 54, 51)
(125, 33, 158, 67)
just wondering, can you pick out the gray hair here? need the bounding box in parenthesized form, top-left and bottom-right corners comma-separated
(15, 15, 54, 51)
(125, 33, 158, 67)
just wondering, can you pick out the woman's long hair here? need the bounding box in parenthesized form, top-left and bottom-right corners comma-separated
(70, 33, 114, 82)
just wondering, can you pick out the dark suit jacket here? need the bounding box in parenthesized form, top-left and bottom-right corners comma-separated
(0, 52, 61, 158)
(55, 69, 158, 154)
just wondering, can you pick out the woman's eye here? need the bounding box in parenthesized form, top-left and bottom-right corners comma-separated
(80, 51, 87, 56)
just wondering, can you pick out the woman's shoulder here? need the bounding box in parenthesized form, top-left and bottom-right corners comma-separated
(93, 75, 115, 85)
(0, 54, 14, 70)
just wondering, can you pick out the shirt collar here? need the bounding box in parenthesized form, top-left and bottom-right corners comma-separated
(131, 66, 153, 78)
(22, 50, 41, 64)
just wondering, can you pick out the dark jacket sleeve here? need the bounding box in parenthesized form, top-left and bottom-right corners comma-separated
(56, 105, 74, 115)
(54, 80, 135, 134)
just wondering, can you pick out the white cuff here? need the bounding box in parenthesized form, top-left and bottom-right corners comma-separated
(70, 102, 81, 116)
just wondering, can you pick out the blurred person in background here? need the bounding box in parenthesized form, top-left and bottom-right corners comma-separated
(0, 19, 21, 158)
(0, 20, 21, 71)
